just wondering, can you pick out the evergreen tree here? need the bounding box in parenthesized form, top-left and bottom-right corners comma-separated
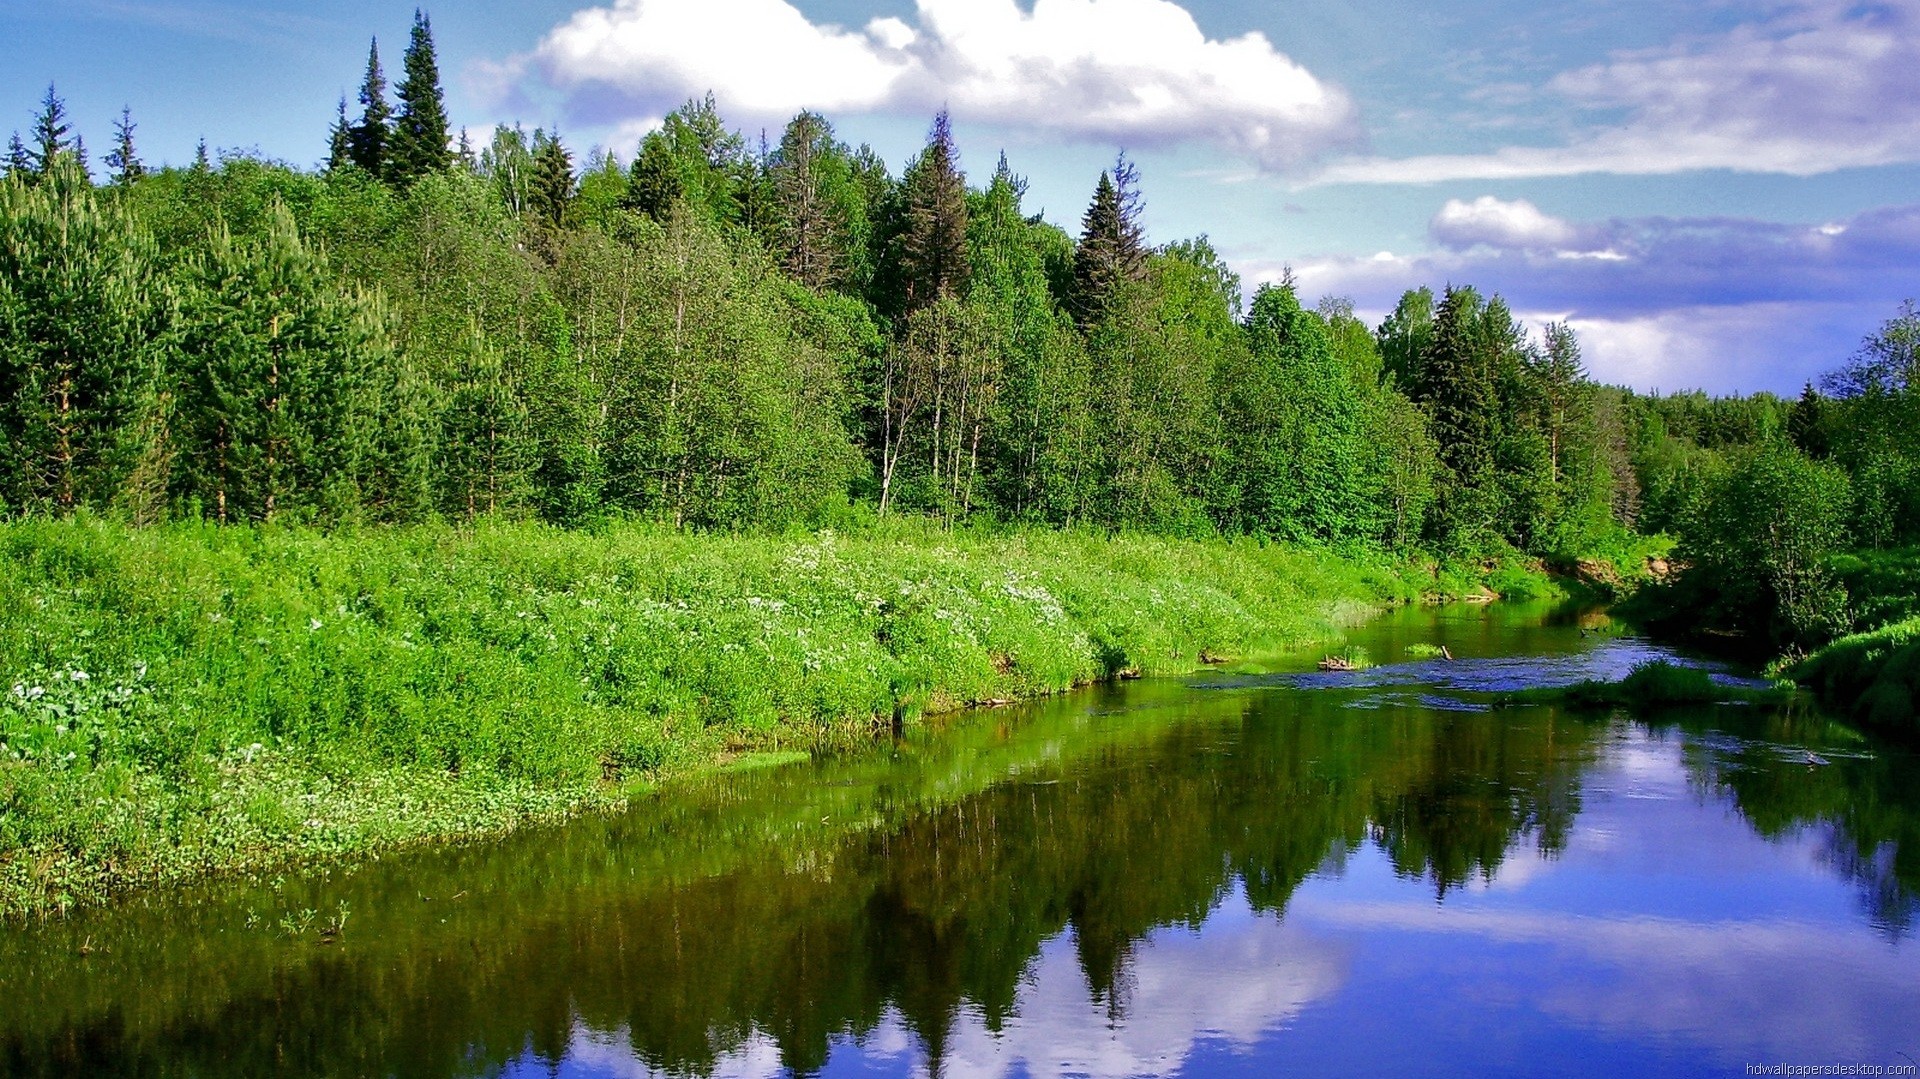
(347, 39, 392, 178)
(5, 134, 28, 179)
(29, 84, 73, 179)
(104, 107, 145, 185)
(771, 111, 845, 289)
(625, 133, 682, 220)
(455, 127, 476, 171)
(1070, 154, 1148, 327)
(529, 130, 574, 227)
(894, 110, 969, 314)
(173, 204, 385, 523)
(1415, 286, 1501, 547)
(0, 163, 171, 512)
(439, 326, 533, 520)
(1788, 383, 1830, 459)
(192, 138, 211, 172)
(388, 9, 451, 186)
(326, 96, 352, 173)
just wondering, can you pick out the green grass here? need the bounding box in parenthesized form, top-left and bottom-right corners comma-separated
(1789, 616, 1920, 734)
(0, 516, 1509, 919)
(1405, 643, 1449, 659)
(1497, 660, 1795, 710)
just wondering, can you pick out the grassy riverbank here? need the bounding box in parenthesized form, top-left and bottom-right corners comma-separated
(0, 518, 1542, 919)
(1780, 548, 1920, 735)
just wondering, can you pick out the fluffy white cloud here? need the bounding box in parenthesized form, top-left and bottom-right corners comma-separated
(526, 0, 1357, 168)
(1431, 196, 1581, 252)
(1318, 1, 1920, 182)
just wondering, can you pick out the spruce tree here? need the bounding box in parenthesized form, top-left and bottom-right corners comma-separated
(347, 39, 392, 178)
(529, 130, 574, 227)
(772, 111, 843, 289)
(29, 84, 73, 179)
(894, 110, 969, 313)
(388, 9, 451, 186)
(1071, 154, 1148, 327)
(105, 107, 144, 185)
(5, 134, 28, 179)
(326, 97, 352, 173)
(625, 133, 682, 220)
(1414, 286, 1500, 547)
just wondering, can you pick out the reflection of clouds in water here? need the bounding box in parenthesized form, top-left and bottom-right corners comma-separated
(1297, 901, 1920, 1061)
(543, 889, 1350, 1079)
(932, 898, 1347, 1079)
(545, 1026, 788, 1079)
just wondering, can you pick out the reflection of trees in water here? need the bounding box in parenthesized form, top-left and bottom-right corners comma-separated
(4, 693, 1911, 1079)
(1668, 711, 1920, 939)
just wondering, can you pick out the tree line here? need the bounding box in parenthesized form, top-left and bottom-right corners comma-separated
(2, 13, 1910, 580)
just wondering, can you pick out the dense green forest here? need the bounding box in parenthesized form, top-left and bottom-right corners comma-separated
(4, 14, 1919, 916)
(6, 20, 1914, 594)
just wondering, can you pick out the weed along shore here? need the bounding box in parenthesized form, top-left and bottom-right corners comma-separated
(0, 518, 1540, 920)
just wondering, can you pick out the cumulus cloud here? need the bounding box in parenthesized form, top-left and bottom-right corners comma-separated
(1281, 202, 1920, 393)
(522, 0, 1357, 168)
(1431, 196, 1583, 252)
(1319, 1, 1920, 183)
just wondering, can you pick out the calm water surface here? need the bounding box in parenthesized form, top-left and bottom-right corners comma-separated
(3, 603, 1918, 1078)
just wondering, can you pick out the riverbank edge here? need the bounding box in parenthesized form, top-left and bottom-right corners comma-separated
(0, 520, 1580, 921)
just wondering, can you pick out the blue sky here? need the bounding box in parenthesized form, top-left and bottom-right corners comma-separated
(7, 0, 1919, 394)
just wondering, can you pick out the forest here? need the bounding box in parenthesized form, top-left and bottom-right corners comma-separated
(2, 13, 1918, 915)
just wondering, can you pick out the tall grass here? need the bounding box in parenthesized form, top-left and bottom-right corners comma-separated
(0, 517, 1447, 917)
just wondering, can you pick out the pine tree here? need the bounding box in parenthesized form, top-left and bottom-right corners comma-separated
(326, 96, 352, 173)
(529, 130, 574, 227)
(104, 107, 145, 185)
(29, 84, 73, 179)
(174, 204, 384, 523)
(388, 9, 451, 186)
(455, 127, 476, 171)
(894, 110, 969, 313)
(347, 39, 392, 178)
(0, 167, 171, 512)
(1071, 154, 1148, 327)
(192, 138, 212, 172)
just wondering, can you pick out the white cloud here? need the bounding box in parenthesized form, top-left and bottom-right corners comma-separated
(1317, 1, 1920, 183)
(1431, 196, 1580, 251)
(525, 0, 1357, 168)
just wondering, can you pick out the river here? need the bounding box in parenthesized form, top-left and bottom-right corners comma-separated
(2, 602, 1917, 1078)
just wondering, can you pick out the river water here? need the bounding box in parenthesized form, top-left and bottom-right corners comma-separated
(2, 603, 1917, 1078)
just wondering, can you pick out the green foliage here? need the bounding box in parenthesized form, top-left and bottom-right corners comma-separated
(1666, 442, 1853, 647)
(0, 517, 1434, 916)
(0, 166, 172, 514)
(387, 10, 451, 187)
(1790, 616, 1920, 733)
(1500, 660, 1793, 710)
(347, 40, 391, 178)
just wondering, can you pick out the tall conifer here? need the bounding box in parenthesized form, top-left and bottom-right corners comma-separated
(326, 97, 352, 173)
(29, 84, 73, 178)
(389, 9, 451, 185)
(529, 130, 574, 226)
(1071, 154, 1148, 327)
(347, 39, 391, 178)
(105, 107, 144, 185)
(895, 110, 969, 313)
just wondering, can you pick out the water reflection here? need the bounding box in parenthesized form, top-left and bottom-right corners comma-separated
(1, 604, 1916, 1078)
